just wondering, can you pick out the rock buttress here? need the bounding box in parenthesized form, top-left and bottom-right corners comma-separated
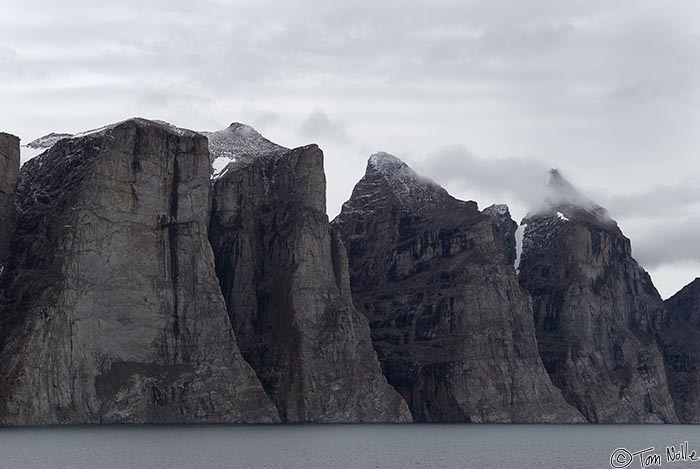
(518, 169, 677, 423)
(209, 143, 411, 423)
(332, 153, 582, 422)
(0, 119, 279, 424)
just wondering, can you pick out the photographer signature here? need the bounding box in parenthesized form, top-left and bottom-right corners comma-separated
(611, 442, 700, 468)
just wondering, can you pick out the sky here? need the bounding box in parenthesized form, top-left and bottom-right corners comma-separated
(1, 0, 699, 298)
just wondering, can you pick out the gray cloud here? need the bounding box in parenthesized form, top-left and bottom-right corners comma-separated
(633, 216, 700, 268)
(414, 145, 549, 211)
(601, 179, 700, 219)
(1, 0, 698, 296)
(412, 144, 700, 291)
(299, 109, 350, 143)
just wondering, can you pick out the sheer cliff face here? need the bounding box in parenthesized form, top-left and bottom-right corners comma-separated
(332, 154, 582, 423)
(208, 129, 411, 423)
(0, 133, 20, 266)
(661, 279, 700, 422)
(518, 169, 677, 423)
(0, 119, 279, 425)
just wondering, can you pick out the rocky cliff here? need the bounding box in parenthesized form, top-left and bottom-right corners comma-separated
(3, 117, 696, 426)
(0, 119, 279, 424)
(0, 133, 20, 267)
(332, 153, 582, 422)
(661, 278, 700, 422)
(208, 126, 411, 422)
(518, 169, 677, 423)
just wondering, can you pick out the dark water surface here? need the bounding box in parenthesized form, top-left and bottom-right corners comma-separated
(2, 424, 700, 468)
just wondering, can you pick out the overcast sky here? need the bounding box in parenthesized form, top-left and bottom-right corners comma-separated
(1, 0, 699, 298)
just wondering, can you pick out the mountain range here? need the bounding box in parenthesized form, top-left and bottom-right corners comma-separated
(0, 118, 697, 424)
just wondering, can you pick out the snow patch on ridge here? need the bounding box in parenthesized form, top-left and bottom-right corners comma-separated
(528, 168, 616, 227)
(204, 123, 287, 179)
(367, 152, 448, 208)
(515, 223, 526, 271)
(21, 119, 197, 166)
(26, 132, 72, 149)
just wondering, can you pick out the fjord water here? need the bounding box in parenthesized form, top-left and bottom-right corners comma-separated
(3, 424, 700, 468)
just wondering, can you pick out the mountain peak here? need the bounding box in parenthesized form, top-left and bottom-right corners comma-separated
(529, 168, 615, 226)
(366, 152, 438, 188)
(367, 151, 408, 171)
(365, 152, 450, 208)
(226, 122, 259, 134)
(204, 122, 287, 178)
(546, 167, 565, 183)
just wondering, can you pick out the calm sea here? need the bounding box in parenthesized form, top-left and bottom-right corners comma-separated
(1, 424, 700, 468)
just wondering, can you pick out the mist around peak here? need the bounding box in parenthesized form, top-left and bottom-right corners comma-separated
(531, 168, 616, 225)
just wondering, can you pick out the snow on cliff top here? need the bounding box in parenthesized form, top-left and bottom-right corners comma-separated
(20, 119, 286, 178)
(26, 132, 73, 149)
(21, 119, 197, 165)
(203, 123, 287, 179)
(367, 152, 449, 207)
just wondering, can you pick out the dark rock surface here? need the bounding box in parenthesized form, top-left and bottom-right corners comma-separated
(208, 134, 411, 422)
(518, 169, 677, 423)
(666, 278, 700, 326)
(0, 133, 20, 267)
(332, 153, 582, 422)
(0, 119, 279, 424)
(4, 117, 695, 426)
(661, 278, 700, 422)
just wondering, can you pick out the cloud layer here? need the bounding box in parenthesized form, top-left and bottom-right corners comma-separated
(413, 145, 700, 288)
(1, 0, 698, 297)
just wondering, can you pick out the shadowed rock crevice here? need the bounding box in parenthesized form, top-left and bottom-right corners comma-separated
(168, 155, 181, 341)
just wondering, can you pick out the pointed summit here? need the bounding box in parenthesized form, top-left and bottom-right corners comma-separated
(208, 140, 411, 422)
(528, 168, 614, 227)
(203, 122, 287, 177)
(519, 168, 677, 423)
(332, 153, 584, 423)
(367, 151, 414, 174)
(362, 152, 453, 210)
(545, 169, 599, 210)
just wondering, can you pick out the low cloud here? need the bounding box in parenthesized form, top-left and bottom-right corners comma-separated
(1, 0, 698, 294)
(299, 108, 350, 143)
(414, 145, 700, 276)
(601, 178, 700, 219)
(633, 216, 700, 268)
(413, 144, 551, 213)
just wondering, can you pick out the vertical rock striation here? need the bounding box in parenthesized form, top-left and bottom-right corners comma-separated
(208, 126, 411, 422)
(0, 119, 279, 424)
(0, 133, 20, 268)
(518, 169, 677, 423)
(332, 153, 582, 422)
(661, 278, 700, 422)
